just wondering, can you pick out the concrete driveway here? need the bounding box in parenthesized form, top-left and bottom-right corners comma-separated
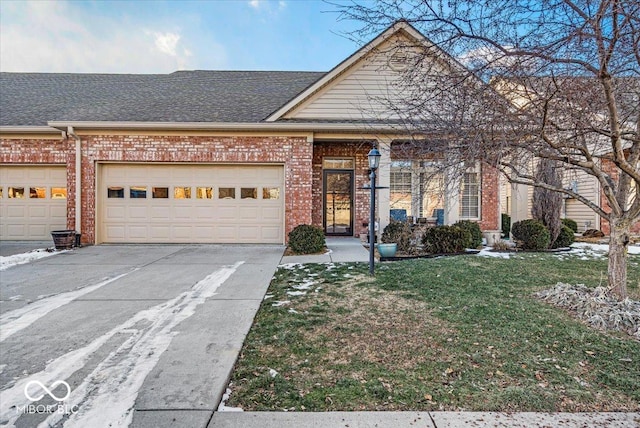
(0, 244, 283, 428)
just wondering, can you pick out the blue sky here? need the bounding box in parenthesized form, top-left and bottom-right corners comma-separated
(0, 0, 365, 73)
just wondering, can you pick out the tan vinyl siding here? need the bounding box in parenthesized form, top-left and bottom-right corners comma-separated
(564, 170, 599, 232)
(286, 35, 437, 120)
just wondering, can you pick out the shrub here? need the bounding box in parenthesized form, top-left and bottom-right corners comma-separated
(561, 218, 578, 233)
(454, 220, 483, 249)
(422, 225, 471, 254)
(511, 219, 551, 250)
(501, 213, 511, 238)
(552, 225, 575, 248)
(492, 240, 512, 251)
(288, 224, 325, 254)
(381, 220, 412, 252)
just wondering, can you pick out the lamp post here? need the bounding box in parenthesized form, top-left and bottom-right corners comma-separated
(368, 147, 381, 276)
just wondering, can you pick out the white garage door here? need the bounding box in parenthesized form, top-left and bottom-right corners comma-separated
(99, 164, 284, 244)
(0, 165, 68, 240)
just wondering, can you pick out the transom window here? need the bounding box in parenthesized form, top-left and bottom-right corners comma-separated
(323, 158, 354, 170)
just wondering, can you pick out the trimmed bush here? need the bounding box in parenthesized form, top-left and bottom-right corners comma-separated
(552, 225, 575, 248)
(511, 219, 550, 250)
(422, 225, 471, 254)
(561, 218, 578, 233)
(288, 224, 325, 254)
(501, 213, 511, 238)
(454, 220, 483, 249)
(381, 220, 412, 252)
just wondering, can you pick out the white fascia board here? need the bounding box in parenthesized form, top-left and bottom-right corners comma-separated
(0, 126, 61, 134)
(46, 120, 403, 134)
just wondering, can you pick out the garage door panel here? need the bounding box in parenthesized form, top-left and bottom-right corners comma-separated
(128, 206, 149, 219)
(105, 225, 126, 240)
(0, 166, 67, 240)
(28, 205, 48, 218)
(99, 164, 283, 243)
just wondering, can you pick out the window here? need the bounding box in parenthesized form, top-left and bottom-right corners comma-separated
(323, 158, 354, 169)
(262, 187, 280, 200)
(108, 187, 124, 198)
(219, 187, 235, 199)
(51, 187, 67, 199)
(9, 187, 25, 198)
(460, 172, 480, 218)
(390, 163, 412, 216)
(241, 187, 257, 199)
(152, 187, 169, 198)
(174, 187, 191, 199)
(420, 172, 444, 218)
(30, 187, 46, 198)
(130, 186, 147, 199)
(196, 187, 212, 199)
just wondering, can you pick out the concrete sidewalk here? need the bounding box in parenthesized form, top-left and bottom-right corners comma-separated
(280, 237, 369, 264)
(209, 411, 639, 427)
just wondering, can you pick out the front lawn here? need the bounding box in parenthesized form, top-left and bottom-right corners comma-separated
(226, 251, 640, 412)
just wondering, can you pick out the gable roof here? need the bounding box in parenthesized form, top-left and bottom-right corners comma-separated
(0, 70, 325, 126)
(265, 20, 478, 122)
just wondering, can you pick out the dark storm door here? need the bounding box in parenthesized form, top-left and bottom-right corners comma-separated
(323, 170, 354, 235)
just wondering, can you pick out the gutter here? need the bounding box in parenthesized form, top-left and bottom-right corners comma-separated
(47, 120, 405, 134)
(0, 126, 63, 135)
(67, 126, 82, 237)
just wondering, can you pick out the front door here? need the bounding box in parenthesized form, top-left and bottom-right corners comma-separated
(323, 170, 353, 235)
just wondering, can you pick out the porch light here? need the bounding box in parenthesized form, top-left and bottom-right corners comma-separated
(368, 148, 381, 170)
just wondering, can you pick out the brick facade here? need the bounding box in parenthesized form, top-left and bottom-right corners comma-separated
(2, 134, 313, 244)
(1, 135, 503, 244)
(480, 164, 500, 231)
(599, 159, 640, 235)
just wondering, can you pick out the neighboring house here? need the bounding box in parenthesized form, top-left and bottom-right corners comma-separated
(0, 21, 502, 245)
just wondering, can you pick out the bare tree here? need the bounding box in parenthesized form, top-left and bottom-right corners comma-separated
(335, 0, 640, 299)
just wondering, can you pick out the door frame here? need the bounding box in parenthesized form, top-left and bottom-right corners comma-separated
(323, 169, 354, 236)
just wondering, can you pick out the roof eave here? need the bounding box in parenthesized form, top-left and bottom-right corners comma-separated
(46, 120, 404, 134)
(0, 125, 63, 135)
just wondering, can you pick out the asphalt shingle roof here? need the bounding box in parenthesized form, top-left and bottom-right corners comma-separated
(0, 70, 326, 126)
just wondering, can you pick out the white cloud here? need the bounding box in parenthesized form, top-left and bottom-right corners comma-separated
(248, 0, 262, 9)
(0, 1, 223, 73)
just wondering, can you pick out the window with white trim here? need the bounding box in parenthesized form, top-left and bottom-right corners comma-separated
(460, 172, 480, 219)
(390, 161, 413, 216)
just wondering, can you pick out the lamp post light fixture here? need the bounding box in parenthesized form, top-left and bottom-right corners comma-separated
(368, 147, 381, 275)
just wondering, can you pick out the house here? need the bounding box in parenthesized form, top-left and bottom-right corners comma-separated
(0, 21, 501, 245)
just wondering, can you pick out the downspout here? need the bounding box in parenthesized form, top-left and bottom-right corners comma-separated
(67, 127, 82, 237)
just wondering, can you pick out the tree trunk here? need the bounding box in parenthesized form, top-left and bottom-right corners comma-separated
(608, 218, 630, 300)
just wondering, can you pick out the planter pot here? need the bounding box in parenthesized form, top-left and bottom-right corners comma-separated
(51, 230, 76, 250)
(377, 243, 398, 258)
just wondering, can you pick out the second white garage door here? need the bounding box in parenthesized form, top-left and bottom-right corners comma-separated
(99, 164, 284, 244)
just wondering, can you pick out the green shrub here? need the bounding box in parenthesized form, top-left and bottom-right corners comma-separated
(381, 220, 412, 252)
(561, 218, 578, 233)
(454, 220, 483, 249)
(511, 219, 550, 250)
(502, 213, 511, 238)
(288, 224, 325, 254)
(552, 225, 575, 248)
(422, 225, 471, 254)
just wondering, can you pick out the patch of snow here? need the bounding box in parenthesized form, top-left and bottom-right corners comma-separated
(292, 279, 315, 290)
(477, 248, 514, 259)
(263, 294, 274, 300)
(269, 368, 278, 378)
(272, 300, 290, 307)
(288, 308, 299, 314)
(286, 290, 306, 297)
(0, 262, 243, 428)
(279, 263, 304, 270)
(0, 248, 63, 271)
(217, 387, 244, 412)
(0, 269, 138, 342)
